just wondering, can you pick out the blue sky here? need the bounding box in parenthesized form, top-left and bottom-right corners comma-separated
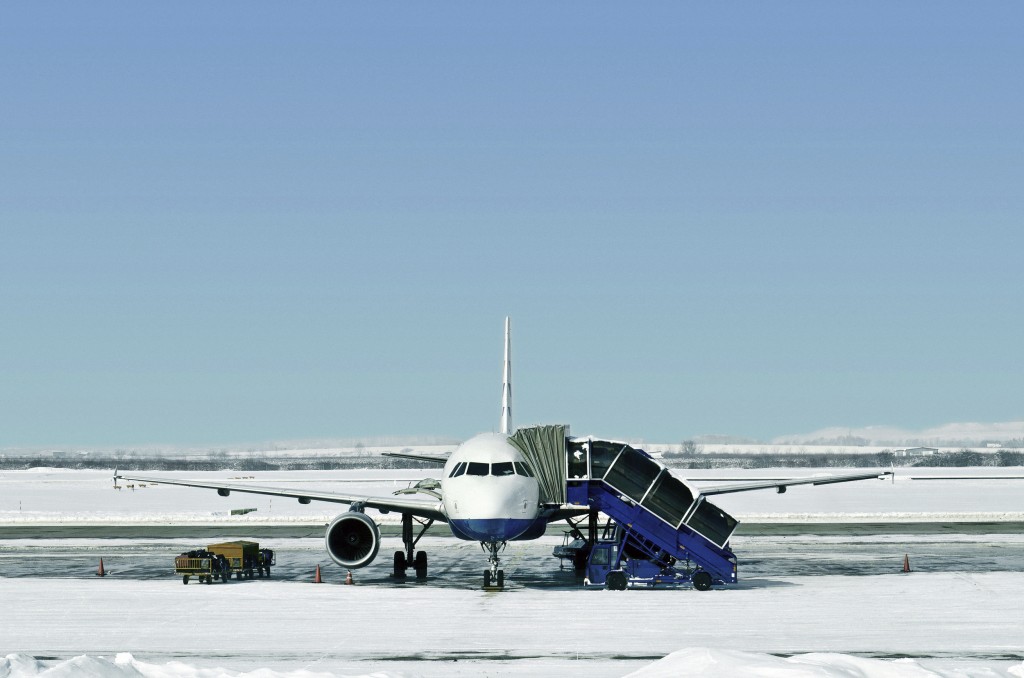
(1, 3, 1022, 447)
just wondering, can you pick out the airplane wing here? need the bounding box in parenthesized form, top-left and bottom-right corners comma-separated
(697, 470, 892, 496)
(380, 452, 450, 465)
(113, 471, 447, 522)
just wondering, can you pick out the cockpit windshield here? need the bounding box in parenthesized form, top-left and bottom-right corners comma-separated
(447, 460, 535, 478)
(491, 461, 515, 476)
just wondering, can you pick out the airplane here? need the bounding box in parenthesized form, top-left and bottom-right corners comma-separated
(115, 317, 891, 588)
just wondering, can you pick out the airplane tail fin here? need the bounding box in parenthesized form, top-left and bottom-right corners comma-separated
(501, 316, 512, 434)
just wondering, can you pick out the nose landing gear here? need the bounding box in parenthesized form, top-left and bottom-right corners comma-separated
(482, 540, 507, 590)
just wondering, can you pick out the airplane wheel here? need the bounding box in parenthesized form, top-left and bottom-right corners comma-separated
(415, 551, 428, 579)
(265, 567, 271, 578)
(606, 571, 628, 590)
(484, 570, 491, 587)
(394, 551, 407, 578)
(692, 571, 713, 591)
(497, 570, 504, 588)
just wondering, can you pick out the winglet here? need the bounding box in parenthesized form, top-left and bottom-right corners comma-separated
(500, 316, 512, 435)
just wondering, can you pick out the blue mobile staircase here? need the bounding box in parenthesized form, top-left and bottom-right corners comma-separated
(561, 439, 739, 590)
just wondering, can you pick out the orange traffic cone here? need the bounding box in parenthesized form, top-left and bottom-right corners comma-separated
(314, 564, 322, 583)
(345, 570, 353, 585)
(97, 558, 106, 577)
(903, 554, 911, 573)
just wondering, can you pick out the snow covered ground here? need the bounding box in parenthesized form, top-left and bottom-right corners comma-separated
(2, 571, 1023, 677)
(1, 467, 1023, 677)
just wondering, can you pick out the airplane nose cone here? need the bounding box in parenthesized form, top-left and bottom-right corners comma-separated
(446, 483, 538, 541)
(463, 491, 518, 519)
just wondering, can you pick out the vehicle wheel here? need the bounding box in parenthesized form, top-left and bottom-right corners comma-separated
(692, 571, 713, 591)
(496, 569, 504, 588)
(484, 570, 491, 587)
(204, 576, 212, 585)
(606, 571, 628, 590)
(393, 551, 407, 578)
(414, 551, 428, 579)
(264, 567, 271, 578)
(182, 576, 189, 585)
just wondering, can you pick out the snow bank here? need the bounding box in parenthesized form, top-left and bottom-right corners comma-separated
(0, 653, 377, 678)
(627, 648, 1024, 678)
(4, 651, 1022, 678)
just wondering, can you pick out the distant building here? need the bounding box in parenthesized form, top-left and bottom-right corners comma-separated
(894, 447, 938, 457)
(986, 443, 1003, 449)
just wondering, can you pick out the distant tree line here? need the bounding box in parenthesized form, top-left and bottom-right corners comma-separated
(661, 448, 1024, 469)
(919, 449, 1024, 467)
(663, 452, 893, 469)
(0, 455, 439, 472)
(3, 447, 1022, 472)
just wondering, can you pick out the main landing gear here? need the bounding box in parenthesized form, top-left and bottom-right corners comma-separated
(392, 513, 433, 580)
(482, 540, 507, 590)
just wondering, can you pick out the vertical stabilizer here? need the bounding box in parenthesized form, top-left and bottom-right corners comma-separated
(500, 316, 512, 434)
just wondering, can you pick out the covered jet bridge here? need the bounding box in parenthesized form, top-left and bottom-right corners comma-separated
(509, 424, 568, 505)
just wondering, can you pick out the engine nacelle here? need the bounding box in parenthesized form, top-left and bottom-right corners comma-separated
(325, 511, 380, 569)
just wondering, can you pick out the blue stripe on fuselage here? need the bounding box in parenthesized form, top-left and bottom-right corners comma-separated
(449, 518, 546, 542)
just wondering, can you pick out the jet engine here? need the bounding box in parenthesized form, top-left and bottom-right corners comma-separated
(325, 511, 380, 569)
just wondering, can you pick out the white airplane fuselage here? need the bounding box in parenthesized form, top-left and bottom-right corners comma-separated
(441, 432, 544, 542)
